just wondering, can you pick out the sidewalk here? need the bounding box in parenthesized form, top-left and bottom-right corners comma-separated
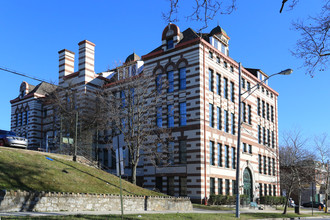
(0, 207, 328, 218)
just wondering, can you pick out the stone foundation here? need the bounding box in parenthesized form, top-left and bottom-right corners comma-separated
(0, 190, 192, 212)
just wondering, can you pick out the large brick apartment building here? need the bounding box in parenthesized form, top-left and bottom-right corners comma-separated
(10, 24, 280, 203)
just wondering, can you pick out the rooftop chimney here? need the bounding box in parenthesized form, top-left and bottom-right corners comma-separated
(58, 49, 75, 85)
(78, 40, 95, 82)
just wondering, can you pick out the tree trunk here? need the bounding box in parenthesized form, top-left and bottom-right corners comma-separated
(131, 162, 137, 185)
(283, 188, 292, 214)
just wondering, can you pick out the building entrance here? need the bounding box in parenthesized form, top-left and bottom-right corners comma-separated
(243, 168, 253, 202)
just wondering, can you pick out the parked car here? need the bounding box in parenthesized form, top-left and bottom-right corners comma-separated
(0, 130, 28, 148)
(302, 202, 325, 208)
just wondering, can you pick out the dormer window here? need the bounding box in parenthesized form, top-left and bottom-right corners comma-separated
(20, 90, 25, 98)
(167, 39, 174, 49)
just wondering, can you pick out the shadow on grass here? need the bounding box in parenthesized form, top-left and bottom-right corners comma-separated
(51, 158, 136, 195)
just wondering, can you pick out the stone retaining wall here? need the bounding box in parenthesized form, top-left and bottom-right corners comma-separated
(0, 190, 192, 212)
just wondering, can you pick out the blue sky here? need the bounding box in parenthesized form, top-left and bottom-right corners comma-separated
(0, 0, 328, 142)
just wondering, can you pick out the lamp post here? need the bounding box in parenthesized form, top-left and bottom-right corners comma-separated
(235, 63, 292, 218)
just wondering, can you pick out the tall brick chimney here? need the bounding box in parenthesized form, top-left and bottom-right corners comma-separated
(78, 40, 95, 82)
(58, 49, 75, 85)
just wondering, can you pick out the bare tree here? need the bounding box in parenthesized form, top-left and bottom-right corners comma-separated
(280, 129, 315, 214)
(314, 133, 330, 212)
(45, 84, 103, 162)
(165, 0, 329, 76)
(291, 1, 329, 77)
(163, 0, 237, 31)
(101, 73, 172, 185)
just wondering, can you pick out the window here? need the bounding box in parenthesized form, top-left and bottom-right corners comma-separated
(267, 129, 270, 147)
(272, 131, 275, 148)
(230, 82, 235, 102)
(167, 71, 174, 93)
(218, 143, 222, 167)
(209, 104, 214, 127)
(167, 39, 174, 49)
(225, 179, 230, 195)
(271, 105, 274, 122)
(242, 102, 246, 122)
(179, 141, 187, 164)
(231, 113, 235, 135)
(217, 107, 221, 130)
(216, 74, 221, 95)
(263, 127, 266, 145)
(231, 147, 236, 169)
(167, 176, 175, 196)
(259, 183, 263, 197)
(210, 177, 215, 195)
(264, 184, 267, 196)
(20, 112, 23, 126)
(272, 158, 275, 176)
(216, 56, 220, 64)
(22, 112, 26, 125)
(243, 143, 247, 152)
(248, 144, 252, 154)
(223, 78, 228, 99)
(262, 100, 265, 118)
(168, 142, 174, 165)
(156, 74, 162, 94)
(209, 51, 213, 59)
(242, 78, 245, 89)
(259, 154, 262, 173)
(267, 103, 270, 120)
(224, 61, 228, 68)
(218, 178, 223, 195)
(179, 102, 187, 126)
(225, 145, 229, 168)
(230, 66, 234, 73)
(257, 98, 261, 116)
(247, 82, 251, 91)
(268, 157, 271, 175)
(232, 180, 237, 195)
(157, 106, 162, 128)
(224, 110, 228, 132)
(156, 143, 162, 166)
(263, 156, 267, 174)
(210, 141, 215, 165)
(269, 184, 272, 196)
(103, 149, 108, 167)
(209, 69, 213, 91)
(167, 105, 174, 128)
(248, 105, 251, 124)
(179, 177, 187, 196)
(155, 177, 163, 192)
(273, 185, 276, 196)
(16, 113, 19, 127)
(258, 125, 261, 144)
(25, 111, 29, 125)
(179, 67, 186, 90)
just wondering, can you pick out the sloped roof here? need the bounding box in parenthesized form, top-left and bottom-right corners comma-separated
(125, 53, 140, 63)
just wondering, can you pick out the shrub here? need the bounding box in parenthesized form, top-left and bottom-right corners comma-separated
(260, 196, 286, 205)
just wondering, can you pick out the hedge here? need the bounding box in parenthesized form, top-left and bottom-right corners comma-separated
(260, 196, 286, 205)
(208, 194, 248, 205)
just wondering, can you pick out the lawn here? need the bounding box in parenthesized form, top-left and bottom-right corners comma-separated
(2, 212, 329, 220)
(0, 147, 161, 196)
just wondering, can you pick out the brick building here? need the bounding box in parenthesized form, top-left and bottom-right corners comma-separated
(10, 24, 280, 203)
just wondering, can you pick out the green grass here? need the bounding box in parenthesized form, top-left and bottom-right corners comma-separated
(2, 213, 329, 220)
(0, 147, 162, 196)
(193, 203, 234, 211)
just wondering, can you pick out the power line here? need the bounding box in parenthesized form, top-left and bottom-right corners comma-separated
(0, 66, 49, 83)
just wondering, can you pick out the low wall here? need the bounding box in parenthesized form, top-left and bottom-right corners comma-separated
(0, 190, 193, 212)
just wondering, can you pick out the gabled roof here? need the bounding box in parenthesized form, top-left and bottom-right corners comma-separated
(10, 82, 57, 104)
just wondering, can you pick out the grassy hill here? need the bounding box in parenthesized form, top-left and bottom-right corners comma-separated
(0, 147, 161, 196)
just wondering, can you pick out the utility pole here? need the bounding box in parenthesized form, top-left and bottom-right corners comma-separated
(73, 111, 78, 161)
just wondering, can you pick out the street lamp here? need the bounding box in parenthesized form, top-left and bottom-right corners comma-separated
(235, 63, 292, 218)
